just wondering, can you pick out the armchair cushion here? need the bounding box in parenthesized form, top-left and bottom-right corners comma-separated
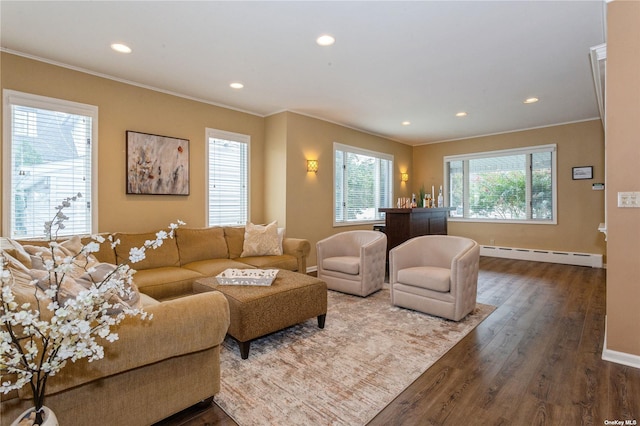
(397, 266, 450, 292)
(322, 256, 360, 275)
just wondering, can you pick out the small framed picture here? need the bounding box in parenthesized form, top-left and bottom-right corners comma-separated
(572, 166, 593, 180)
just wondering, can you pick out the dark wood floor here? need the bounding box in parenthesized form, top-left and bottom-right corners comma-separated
(156, 257, 640, 426)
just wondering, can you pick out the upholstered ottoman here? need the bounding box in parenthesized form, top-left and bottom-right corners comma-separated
(193, 269, 327, 359)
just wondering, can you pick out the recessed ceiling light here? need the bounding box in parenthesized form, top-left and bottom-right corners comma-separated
(456, 112, 468, 117)
(524, 97, 539, 104)
(111, 43, 132, 54)
(230, 82, 244, 89)
(316, 34, 335, 46)
(402, 121, 411, 126)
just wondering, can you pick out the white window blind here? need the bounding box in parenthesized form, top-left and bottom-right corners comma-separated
(206, 129, 249, 226)
(444, 144, 556, 224)
(334, 142, 393, 225)
(3, 90, 97, 238)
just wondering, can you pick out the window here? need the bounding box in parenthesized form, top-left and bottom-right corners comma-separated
(206, 128, 249, 226)
(445, 144, 556, 223)
(334, 142, 393, 225)
(2, 90, 97, 238)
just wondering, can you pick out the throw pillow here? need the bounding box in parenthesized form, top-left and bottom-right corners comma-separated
(74, 263, 142, 312)
(277, 227, 285, 253)
(240, 221, 283, 257)
(1, 252, 52, 319)
(28, 269, 87, 307)
(29, 263, 142, 313)
(22, 236, 99, 279)
(2, 239, 33, 268)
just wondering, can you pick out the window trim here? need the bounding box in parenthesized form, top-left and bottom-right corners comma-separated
(333, 142, 394, 227)
(2, 89, 99, 237)
(444, 144, 557, 225)
(205, 128, 251, 226)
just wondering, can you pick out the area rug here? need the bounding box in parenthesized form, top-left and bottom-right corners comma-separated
(215, 288, 495, 426)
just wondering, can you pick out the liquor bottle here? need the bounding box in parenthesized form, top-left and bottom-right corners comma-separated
(437, 186, 444, 208)
(411, 193, 417, 208)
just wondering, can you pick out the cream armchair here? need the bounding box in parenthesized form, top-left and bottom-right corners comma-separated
(316, 230, 387, 297)
(389, 235, 480, 321)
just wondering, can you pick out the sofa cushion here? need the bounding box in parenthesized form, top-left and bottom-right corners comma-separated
(224, 227, 245, 259)
(114, 232, 180, 270)
(80, 234, 117, 265)
(397, 266, 451, 292)
(323, 256, 360, 275)
(139, 292, 160, 307)
(176, 227, 229, 265)
(182, 258, 253, 278)
(234, 254, 298, 271)
(241, 221, 282, 257)
(131, 266, 203, 301)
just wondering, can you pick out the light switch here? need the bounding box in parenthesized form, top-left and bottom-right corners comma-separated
(617, 192, 640, 208)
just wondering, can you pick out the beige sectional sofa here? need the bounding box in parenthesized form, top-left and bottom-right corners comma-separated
(0, 225, 310, 425)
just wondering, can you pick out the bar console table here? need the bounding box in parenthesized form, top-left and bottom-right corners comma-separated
(377, 207, 455, 253)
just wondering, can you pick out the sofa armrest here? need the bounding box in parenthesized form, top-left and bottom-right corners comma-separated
(282, 238, 310, 273)
(21, 291, 230, 399)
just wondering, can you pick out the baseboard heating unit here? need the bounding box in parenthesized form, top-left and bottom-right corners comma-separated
(480, 245, 603, 268)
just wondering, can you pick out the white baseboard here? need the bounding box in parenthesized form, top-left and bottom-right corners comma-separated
(306, 265, 318, 274)
(480, 245, 603, 268)
(602, 317, 640, 369)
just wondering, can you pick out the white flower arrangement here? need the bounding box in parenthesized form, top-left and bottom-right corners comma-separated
(0, 194, 184, 425)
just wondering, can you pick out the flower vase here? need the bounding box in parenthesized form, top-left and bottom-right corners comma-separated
(11, 406, 58, 426)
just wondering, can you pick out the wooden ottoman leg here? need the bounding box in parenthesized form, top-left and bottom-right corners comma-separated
(318, 314, 326, 329)
(239, 341, 251, 360)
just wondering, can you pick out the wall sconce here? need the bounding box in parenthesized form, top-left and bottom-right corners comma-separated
(307, 159, 319, 174)
(401, 173, 409, 182)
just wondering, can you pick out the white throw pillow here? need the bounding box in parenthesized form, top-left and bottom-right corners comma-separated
(241, 221, 283, 257)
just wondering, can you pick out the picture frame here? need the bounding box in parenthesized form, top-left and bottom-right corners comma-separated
(572, 166, 593, 180)
(126, 130, 190, 195)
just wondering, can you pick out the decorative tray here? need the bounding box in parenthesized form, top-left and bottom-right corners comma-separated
(216, 268, 279, 286)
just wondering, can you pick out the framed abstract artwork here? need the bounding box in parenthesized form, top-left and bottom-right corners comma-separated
(126, 130, 190, 195)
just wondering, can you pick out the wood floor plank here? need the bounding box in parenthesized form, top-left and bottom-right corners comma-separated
(155, 258, 638, 426)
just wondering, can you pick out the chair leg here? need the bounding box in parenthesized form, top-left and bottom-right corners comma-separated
(318, 314, 326, 329)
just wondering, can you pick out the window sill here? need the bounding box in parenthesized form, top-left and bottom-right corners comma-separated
(449, 217, 557, 225)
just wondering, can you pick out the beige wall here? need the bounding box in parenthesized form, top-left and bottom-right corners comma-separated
(0, 53, 411, 269)
(267, 112, 412, 266)
(605, 0, 640, 357)
(264, 112, 288, 225)
(412, 120, 606, 256)
(0, 52, 266, 233)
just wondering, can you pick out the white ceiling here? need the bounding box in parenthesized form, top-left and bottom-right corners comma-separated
(0, 1, 606, 145)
